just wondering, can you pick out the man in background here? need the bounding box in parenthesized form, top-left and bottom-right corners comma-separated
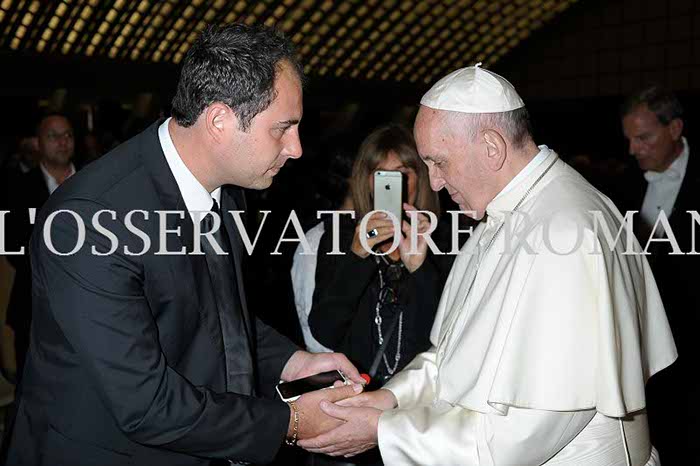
(2, 135, 39, 176)
(621, 85, 700, 463)
(3, 113, 76, 380)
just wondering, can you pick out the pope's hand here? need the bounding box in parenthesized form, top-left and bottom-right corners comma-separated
(281, 351, 365, 385)
(291, 383, 364, 440)
(335, 388, 397, 411)
(298, 401, 381, 457)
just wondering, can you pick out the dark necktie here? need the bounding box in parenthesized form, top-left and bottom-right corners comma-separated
(200, 199, 253, 395)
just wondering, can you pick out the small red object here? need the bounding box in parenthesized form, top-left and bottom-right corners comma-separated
(360, 373, 371, 384)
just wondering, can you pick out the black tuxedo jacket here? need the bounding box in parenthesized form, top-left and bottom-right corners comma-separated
(617, 149, 700, 463)
(2, 122, 298, 465)
(623, 153, 700, 348)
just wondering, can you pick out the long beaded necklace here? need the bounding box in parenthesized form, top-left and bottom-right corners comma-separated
(374, 255, 404, 375)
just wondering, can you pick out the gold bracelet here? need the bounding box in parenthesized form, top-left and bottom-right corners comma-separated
(285, 400, 299, 446)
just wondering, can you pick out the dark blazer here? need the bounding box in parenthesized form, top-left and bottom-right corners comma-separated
(2, 122, 298, 466)
(4, 167, 51, 329)
(3, 167, 51, 378)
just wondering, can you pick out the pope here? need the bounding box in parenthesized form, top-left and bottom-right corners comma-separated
(298, 65, 677, 465)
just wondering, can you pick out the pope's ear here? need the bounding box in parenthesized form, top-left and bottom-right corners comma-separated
(482, 129, 507, 171)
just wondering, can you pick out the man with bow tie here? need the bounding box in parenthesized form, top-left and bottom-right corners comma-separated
(621, 85, 700, 463)
(621, 86, 695, 243)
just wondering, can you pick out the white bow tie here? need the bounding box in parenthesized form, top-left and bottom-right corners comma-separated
(644, 168, 682, 183)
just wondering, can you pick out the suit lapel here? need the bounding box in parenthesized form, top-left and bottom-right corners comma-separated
(672, 154, 699, 217)
(669, 152, 700, 249)
(637, 144, 699, 252)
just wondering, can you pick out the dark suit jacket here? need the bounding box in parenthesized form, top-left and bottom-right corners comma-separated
(4, 167, 50, 330)
(2, 122, 298, 465)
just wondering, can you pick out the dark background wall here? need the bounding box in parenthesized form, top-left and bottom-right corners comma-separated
(499, 0, 700, 99)
(2, 0, 699, 165)
(493, 0, 700, 160)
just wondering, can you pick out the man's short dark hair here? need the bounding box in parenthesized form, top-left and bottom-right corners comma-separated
(36, 112, 72, 135)
(621, 85, 683, 125)
(171, 23, 303, 131)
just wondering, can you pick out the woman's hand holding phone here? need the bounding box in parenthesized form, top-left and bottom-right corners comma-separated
(398, 203, 431, 273)
(351, 212, 397, 258)
(351, 205, 433, 272)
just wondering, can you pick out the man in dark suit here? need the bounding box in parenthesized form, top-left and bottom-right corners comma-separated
(3, 113, 76, 380)
(621, 85, 700, 464)
(2, 24, 363, 465)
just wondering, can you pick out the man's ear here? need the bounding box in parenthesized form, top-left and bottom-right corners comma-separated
(482, 129, 507, 171)
(669, 118, 684, 141)
(205, 103, 237, 142)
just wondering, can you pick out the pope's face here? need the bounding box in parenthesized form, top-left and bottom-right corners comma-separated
(414, 106, 487, 218)
(222, 60, 303, 189)
(622, 104, 682, 173)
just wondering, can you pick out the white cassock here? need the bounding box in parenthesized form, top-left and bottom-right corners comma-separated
(378, 147, 677, 466)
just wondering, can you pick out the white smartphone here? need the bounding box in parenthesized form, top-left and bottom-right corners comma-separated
(373, 170, 403, 223)
(275, 370, 347, 402)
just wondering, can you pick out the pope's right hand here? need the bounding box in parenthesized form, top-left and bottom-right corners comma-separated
(290, 383, 364, 440)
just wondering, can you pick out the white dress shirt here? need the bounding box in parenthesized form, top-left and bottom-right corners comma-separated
(39, 162, 75, 195)
(158, 117, 220, 222)
(640, 137, 689, 237)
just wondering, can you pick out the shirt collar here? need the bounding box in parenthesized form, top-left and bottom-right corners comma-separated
(644, 136, 689, 183)
(158, 117, 221, 221)
(39, 161, 75, 194)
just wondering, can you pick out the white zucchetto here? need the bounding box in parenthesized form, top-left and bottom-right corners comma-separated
(421, 63, 525, 114)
